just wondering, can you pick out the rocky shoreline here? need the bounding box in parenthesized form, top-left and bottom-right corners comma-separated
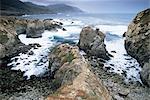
(125, 8, 150, 86)
(0, 9, 150, 100)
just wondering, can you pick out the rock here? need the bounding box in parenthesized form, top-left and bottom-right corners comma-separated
(62, 28, 67, 31)
(78, 26, 110, 60)
(111, 51, 116, 53)
(43, 19, 62, 31)
(124, 9, 150, 86)
(15, 19, 28, 35)
(28, 51, 34, 55)
(125, 9, 150, 66)
(0, 17, 33, 66)
(0, 17, 22, 58)
(26, 19, 45, 38)
(123, 32, 126, 37)
(47, 44, 111, 100)
(140, 60, 150, 86)
(118, 89, 130, 97)
(113, 95, 124, 100)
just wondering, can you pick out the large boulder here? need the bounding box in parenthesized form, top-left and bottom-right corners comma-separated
(124, 9, 150, 86)
(43, 19, 63, 31)
(0, 17, 20, 58)
(47, 44, 111, 100)
(78, 26, 110, 60)
(26, 19, 45, 38)
(15, 18, 28, 35)
(0, 17, 30, 65)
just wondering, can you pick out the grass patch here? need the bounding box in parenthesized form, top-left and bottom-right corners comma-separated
(63, 52, 75, 63)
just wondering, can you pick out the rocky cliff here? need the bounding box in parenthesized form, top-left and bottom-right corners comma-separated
(0, 17, 30, 62)
(125, 9, 150, 86)
(0, 16, 63, 66)
(47, 44, 111, 100)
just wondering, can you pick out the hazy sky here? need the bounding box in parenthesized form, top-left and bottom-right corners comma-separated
(21, 0, 150, 13)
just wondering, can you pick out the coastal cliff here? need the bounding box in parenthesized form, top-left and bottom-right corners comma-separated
(125, 9, 150, 86)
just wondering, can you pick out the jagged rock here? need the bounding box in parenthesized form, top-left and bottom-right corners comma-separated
(78, 26, 110, 60)
(124, 9, 150, 86)
(43, 19, 62, 31)
(0, 17, 31, 66)
(26, 19, 45, 38)
(125, 9, 150, 66)
(47, 44, 111, 100)
(0, 17, 22, 58)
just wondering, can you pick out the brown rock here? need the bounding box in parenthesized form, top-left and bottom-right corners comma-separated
(47, 44, 111, 100)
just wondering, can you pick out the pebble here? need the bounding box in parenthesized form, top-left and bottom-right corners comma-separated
(28, 51, 34, 55)
(118, 89, 130, 97)
(111, 51, 117, 53)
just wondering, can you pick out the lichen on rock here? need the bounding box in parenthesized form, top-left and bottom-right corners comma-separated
(47, 44, 111, 100)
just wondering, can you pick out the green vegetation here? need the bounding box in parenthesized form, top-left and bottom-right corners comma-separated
(64, 52, 75, 63)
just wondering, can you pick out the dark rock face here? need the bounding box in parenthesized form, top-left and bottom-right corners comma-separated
(15, 19, 28, 35)
(26, 20, 45, 38)
(124, 9, 150, 86)
(0, 17, 32, 66)
(0, 17, 24, 59)
(0, 16, 64, 65)
(78, 26, 110, 60)
(140, 60, 150, 86)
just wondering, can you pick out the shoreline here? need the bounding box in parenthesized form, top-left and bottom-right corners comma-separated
(0, 10, 150, 100)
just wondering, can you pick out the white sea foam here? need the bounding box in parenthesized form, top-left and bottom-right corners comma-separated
(99, 25, 142, 83)
(8, 19, 82, 79)
(104, 38, 142, 83)
(8, 18, 142, 83)
(96, 25, 127, 36)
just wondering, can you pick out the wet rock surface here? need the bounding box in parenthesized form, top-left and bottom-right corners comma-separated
(78, 26, 110, 60)
(1, 10, 150, 99)
(125, 9, 150, 86)
(0, 16, 65, 99)
(0, 62, 54, 100)
(47, 44, 111, 100)
(89, 57, 150, 100)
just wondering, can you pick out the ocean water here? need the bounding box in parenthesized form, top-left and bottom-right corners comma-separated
(9, 13, 142, 83)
